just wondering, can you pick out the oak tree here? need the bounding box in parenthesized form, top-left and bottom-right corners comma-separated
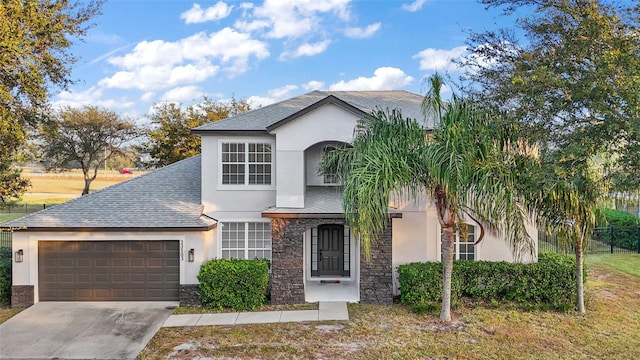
(0, 0, 103, 205)
(39, 106, 138, 195)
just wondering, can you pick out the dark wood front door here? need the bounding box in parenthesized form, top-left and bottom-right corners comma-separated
(316, 224, 344, 276)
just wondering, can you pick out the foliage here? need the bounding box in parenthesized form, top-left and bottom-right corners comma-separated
(398, 253, 579, 311)
(0, 0, 103, 204)
(0, 247, 11, 305)
(197, 258, 269, 311)
(145, 97, 252, 167)
(596, 208, 639, 251)
(320, 73, 536, 321)
(602, 208, 639, 227)
(463, 0, 640, 192)
(38, 106, 138, 195)
(0, 161, 30, 209)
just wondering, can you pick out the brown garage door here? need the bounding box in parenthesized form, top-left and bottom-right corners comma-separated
(39, 241, 180, 301)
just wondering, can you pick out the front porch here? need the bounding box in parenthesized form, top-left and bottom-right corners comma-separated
(265, 214, 393, 305)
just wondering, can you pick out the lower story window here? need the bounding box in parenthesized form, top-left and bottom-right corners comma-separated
(221, 222, 271, 260)
(441, 224, 476, 260)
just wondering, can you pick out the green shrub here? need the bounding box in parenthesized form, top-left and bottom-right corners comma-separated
(197, 258, 269, 311)
(598, 209, 639, 251)
(397, 253, 578, 311)
(0, 247, 11, 305)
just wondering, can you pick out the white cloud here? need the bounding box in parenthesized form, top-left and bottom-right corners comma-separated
(140, 92, 155, 102)
(344, 22, 380, 38)
(99, 61, 220, 91)
(235, 0, 351, 39)
(402, 0, 427, 12)
(181, 2, 233, 24)
(51, 87, 135, 109)
(247, 84, 299, 107)
(413, 45, 467, 72)
(161, 86, 206, 102)
(279, 40, 331, 60)
(302, 80, 325, 91)
(329, 67, 413, 91)
(100, 28, 269, 90)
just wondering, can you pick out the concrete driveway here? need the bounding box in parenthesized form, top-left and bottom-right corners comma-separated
(0, 301, 176, 360)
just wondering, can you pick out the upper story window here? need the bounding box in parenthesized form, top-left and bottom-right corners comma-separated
(221, 142, 272, 185)
(322, 145, 339, 185)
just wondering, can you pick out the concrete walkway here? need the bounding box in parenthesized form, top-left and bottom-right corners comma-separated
(163, 301, 349, 327)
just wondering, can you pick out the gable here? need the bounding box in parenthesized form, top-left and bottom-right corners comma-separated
(269, 102, 362, 151)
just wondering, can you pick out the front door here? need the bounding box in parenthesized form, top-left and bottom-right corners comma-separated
(316, 224, 344, 276)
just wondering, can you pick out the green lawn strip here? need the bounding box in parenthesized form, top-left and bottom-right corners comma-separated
(0, 307, 23, 324)
(587, 253, 640, 278)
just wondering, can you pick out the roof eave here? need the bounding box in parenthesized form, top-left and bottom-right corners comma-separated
(191, 129, 270, 136)
(2, 224, 217, 232)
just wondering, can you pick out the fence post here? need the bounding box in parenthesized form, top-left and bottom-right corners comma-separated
(610, 226, 614, 254)
(637, 226, 640, 254)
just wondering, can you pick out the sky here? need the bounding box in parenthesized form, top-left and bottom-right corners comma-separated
(54, 0, 523, 120)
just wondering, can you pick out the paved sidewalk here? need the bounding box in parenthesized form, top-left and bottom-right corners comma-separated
(163, 301, 349, 328)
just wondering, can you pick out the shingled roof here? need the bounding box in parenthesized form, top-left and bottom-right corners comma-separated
(192, 90, 429, 133)
(2, 156, 215, 231)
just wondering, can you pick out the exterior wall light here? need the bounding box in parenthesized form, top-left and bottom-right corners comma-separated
(15, 249, 23, 263)
(188, 248, 195, 262)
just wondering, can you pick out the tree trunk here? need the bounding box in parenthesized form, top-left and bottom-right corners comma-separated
(82, 178, 92, 196)
(440, 225, 455, 322)
(576, 237, 585, 314)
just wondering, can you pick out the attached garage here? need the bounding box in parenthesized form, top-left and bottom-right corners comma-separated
(38, 241, 180, 301)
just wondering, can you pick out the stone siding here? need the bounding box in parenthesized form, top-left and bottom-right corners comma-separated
(180, 284, 202, 306)
(270, 217, 393, 305)
(359, 224, 393, 304)
(11, 285, 34, 308)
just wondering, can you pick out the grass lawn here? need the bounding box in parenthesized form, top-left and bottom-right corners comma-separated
(139, 254, 640, 359)
(0, 307, 23, 325)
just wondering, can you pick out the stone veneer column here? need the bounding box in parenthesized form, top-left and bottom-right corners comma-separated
(11, 285, 34, 307)
(359, 223, 393, 304)
(270, 217, 305, 304)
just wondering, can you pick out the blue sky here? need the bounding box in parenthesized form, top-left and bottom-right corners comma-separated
(54, 0, 521, 118)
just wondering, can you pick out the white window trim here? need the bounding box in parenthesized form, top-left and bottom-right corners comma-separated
(217, 139, 275, 191)
(437, 223, 478, 261)
(218, 219, 272, 260)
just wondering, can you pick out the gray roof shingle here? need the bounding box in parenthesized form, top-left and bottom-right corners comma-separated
(2, 156, 214, 230)
(193, 90, 429, 132)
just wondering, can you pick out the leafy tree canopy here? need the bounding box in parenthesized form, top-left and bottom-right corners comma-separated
(462, 0, 640, 189)
(0, 0, 103, 205)
(39, 106, 138, 195)
(145, 97, 252, 167)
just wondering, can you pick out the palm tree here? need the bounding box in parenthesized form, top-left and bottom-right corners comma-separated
(528, 154, 606, 313)
(322, 74, 535, 322)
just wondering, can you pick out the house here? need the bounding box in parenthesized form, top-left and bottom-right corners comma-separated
(4, 90, 537, 307)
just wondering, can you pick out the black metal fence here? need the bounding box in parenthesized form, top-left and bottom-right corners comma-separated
(539, 226, 640, 255)
(0, 203, 49, 214)
(0, 231, 10, 248)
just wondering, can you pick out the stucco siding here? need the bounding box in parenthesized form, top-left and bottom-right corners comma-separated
(200, 134, 276, 215)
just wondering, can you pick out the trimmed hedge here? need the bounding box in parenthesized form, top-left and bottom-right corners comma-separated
(397, 253, 578, 311)
(599, 209, 639, 251)
(197, 258, 269, 311)
(0, 247, 11, 305)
